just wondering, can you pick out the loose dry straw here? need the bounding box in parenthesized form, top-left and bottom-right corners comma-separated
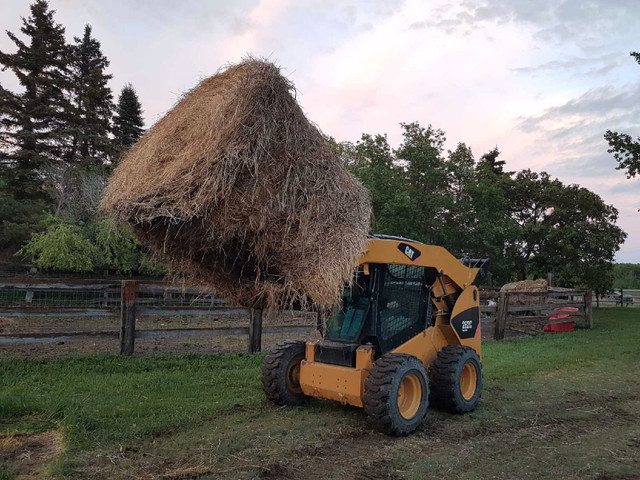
(101, 58, 371, 310)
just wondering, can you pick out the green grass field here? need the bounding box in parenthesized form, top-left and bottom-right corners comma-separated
(1, 308, 639, 479)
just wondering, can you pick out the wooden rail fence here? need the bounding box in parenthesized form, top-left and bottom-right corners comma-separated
(0, 278, 313, 354)
(479, 288, 592, 339)
(1, 278, 594, 353)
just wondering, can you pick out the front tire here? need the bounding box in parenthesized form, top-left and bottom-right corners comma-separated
(430, 345, 482, 413)
(262, 341, 308, 406)
(363, 354, 429, 436)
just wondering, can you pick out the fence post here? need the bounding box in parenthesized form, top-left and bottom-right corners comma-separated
(248, 308, 263, 353)
(584, 289, 593, 329)
(316, 310, 324, 334)
(119, 280, 138, 355)
(620, 288, 624, 307)
(494, 291, 508, 340)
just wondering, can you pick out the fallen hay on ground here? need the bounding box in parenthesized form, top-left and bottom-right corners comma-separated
(101, 58, 371, 310)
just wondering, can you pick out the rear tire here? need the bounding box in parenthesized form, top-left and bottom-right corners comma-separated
(430, 345, 482, 413)
(262, 341, 308, 406)
(363, 354, 429, 436)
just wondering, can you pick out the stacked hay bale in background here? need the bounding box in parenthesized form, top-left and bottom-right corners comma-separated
(101, 59, 371, 310)
(500, 278, 548, 306)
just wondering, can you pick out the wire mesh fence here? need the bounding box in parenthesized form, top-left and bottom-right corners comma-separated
(0, 280, 228, 310)
(136, 283, 226, 308)
(0, 280, 121, 308)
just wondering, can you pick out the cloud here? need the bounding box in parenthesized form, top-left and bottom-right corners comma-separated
(0, 0, 638, 261)
(430, 0, 640, 47)
(407, 21, 427, 30)
(513, 76, 640, 262)
(549, 154, 621, 179)
(511, 53, 622, 75)
(606, 178, 640, 195)
(518, 84, 640, 139)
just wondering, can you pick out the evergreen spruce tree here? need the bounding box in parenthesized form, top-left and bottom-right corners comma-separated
(67, 25, 114, 167)
(0, 0, 72, 201)
(112, 84, 144, 160)
(476, 147, 510, 176)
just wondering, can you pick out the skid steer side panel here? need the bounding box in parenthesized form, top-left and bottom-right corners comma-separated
(450, 286, 482, 357)
(392, 325, 452, 366)
(299, 345, 375, 408)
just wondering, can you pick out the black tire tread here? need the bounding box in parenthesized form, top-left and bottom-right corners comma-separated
(261, 341, 307, 406)
(430, 345, 482, 414)
(363, 354, 428, 436)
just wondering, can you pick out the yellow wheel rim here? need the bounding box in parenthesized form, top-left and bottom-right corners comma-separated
(285, 355, 303, 394)
(460, 362, 478, 401)
(397, 373, 422, 419)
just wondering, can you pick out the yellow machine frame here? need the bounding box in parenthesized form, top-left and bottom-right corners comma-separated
(298, 237, 482, 408)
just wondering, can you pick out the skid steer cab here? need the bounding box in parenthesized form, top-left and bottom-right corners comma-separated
(262, 235, 488, 436)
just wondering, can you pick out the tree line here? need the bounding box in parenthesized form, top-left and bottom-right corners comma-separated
(0, 1, 159, 274)
(612, 264, 640, 290)
(0, 1, 631, 294)
(333, 122, 626, 295)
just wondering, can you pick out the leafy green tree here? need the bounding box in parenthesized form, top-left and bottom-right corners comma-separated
(18, 218, 100, 272)
(612, 263, 640, 289)
(18, 215, 166, 275)
(605, 130, 640, 178)
(461, 176, 517, 284)
(441, 143, 475, 252)
(604, 52, 640, 179)
(539, 184, 625, 290)
(91, 219, 166, 276)
(396, 122, 449, 244)
(66, 25, 114, 167)
(91, 218, 142, 273)
(343, 122, 625, 291)
(446, 142, 474, 200)
(0, 0, 72, 201)
(503, 170, 626, 292)
(502, 170, 558, 280)
(345, 134, 415, 237)
(112, 84, 144, 160)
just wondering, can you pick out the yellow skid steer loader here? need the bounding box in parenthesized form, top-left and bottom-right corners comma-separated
(262, 235, 489, 435)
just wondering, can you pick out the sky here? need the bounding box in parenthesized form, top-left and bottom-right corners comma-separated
(1, 0, 639, 262)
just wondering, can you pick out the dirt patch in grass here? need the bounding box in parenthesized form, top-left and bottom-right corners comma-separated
(91, 386, 640, 480)
(259, 462, 294, 479)
(131, 465, 214, 480)
(46, 336, 640, 480)
(0, 429, 64, 478)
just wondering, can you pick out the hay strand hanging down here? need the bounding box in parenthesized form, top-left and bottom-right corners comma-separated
(101, 58, 371, 310)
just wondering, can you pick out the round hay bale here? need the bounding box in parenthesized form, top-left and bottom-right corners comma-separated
(100, 58, 371, 310)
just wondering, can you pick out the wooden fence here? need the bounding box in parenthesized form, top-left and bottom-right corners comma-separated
(596, 289, 639, 307)
(0, 278, 315, 354)
(480, 288, 592, 339)
(1, 278, 593, 354)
